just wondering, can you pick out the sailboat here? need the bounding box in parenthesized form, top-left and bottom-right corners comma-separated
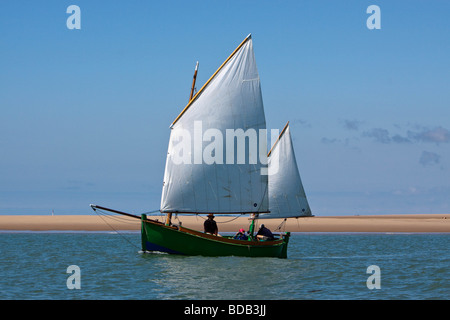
(91, 34, 311, 258)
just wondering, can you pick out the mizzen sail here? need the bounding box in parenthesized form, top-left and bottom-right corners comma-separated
(266, 123, 312, 218)
(160, 35, 269, 214)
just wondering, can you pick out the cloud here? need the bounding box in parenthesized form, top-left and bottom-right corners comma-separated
(392, 186, 421, 196)
(419, 151, 441, 166)
(321, 137, 339, 144)
(342, 119, 362, 131)
(391, 134, 412, 144)
(291, 118, 311, 128)
(362, 128, 391, 144)
(360, 125, 450, 145)
(408, 126, 450, 144)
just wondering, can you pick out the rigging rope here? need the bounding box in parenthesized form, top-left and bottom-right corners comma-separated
(274, 218, 287, 232)
(94, 209, 139, 224)
(139, 209, 161, 215)
(93, 208, 141, 251)
(194, 214, 244, 224)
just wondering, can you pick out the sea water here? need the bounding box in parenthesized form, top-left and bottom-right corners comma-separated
(0, 232, 448, 300)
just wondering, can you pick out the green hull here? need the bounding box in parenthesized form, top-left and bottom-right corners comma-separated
(141, 214, 290, 258)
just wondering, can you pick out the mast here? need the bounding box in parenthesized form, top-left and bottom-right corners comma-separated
(166, 61, 200, 226)
(189, 61, 199, 101)
(248, 214, 259, 240)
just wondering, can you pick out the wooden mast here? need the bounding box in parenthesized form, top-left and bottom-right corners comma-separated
(166, 61, 201, 226)
(165, 213, 172, 226)
(189, 61, 199, 101)
(171, 34, 252, 128)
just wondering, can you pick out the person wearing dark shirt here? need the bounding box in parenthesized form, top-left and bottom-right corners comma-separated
(204, 213, 218, 235)
(256, 224, 274, 240)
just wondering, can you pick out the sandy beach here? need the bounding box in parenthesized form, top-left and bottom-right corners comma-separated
(0, 214, 449, 233)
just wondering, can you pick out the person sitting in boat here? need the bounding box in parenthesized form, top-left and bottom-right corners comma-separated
(256, 224, 275, 241)
(233, 228, 248, 240)
(204, 213, 218, 235)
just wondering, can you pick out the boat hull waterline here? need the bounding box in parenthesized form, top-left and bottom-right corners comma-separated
(140, 214, 290, 258)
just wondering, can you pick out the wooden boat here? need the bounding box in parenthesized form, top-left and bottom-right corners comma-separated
(91, 34, 311, 258)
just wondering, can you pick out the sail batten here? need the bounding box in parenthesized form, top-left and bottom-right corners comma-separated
(161, 35, 268, 214)
(266, 124, 312, 219)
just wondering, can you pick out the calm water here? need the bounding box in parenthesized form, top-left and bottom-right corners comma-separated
(0, 232, 448, 300)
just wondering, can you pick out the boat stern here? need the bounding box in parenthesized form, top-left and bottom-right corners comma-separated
(280, 232, 290, 259)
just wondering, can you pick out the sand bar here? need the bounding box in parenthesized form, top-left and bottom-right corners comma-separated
(0, 214, 449, 233)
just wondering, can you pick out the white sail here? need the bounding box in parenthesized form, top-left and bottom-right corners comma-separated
(266, 123, 312, 218)
(160, 35, 269, 214)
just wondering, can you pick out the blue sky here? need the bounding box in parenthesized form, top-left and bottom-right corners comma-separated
(1, 1, 449, 215)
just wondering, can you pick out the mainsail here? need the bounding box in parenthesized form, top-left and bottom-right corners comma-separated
(266, 123, 312, 218)
(160, 35, 269, 214)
